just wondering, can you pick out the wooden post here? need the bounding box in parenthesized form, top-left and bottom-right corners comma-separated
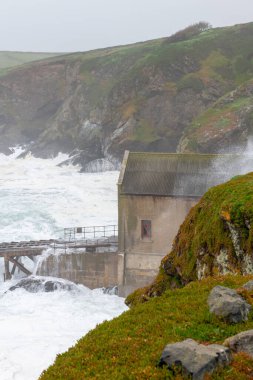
(11, 256, 18, 275)
(8, 257, 32, 276)
(4, 256, 11, 280)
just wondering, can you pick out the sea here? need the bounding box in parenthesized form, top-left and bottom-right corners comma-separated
(0, 149, 128, 380)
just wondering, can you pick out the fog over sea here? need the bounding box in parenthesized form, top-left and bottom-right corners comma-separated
(0, 149, 128, 380)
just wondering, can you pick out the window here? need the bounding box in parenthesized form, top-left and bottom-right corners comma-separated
(141, 220, 152, 239)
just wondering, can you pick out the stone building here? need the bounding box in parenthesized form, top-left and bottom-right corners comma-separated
(117, 151, 253, 296)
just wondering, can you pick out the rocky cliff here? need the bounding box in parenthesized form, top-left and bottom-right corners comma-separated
(1, 23, 253, 169)
(126, 172, 253, 306)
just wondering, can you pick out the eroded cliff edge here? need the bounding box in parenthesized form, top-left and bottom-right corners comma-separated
(1, 23, 253, 169)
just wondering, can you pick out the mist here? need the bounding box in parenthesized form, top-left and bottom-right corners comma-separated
(0, 0, 253, 52)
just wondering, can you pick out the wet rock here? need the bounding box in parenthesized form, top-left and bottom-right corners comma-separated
(102, 286, 118, 295)
(208, 286, 251, 323)
(243, 280, 253, 291)
(224, 330, 253, 357)
(8, 276, 79, 293)
(159, 339, 231, 380)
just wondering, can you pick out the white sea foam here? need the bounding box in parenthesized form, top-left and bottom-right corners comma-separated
(0, 149, 127, 380)
(0, 282, 128, 380)
(0, 150, 118, 242)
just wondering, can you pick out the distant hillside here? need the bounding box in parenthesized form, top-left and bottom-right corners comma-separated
(0, 51, 62, 72)
(0, 22, 253, 168)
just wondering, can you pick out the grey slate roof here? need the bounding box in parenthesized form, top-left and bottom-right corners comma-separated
(118, 151, 253, 197)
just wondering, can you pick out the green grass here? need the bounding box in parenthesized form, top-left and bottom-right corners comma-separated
(0, 51, 61, 70)
(62, 21, 253, 92)
(40, 275, 253, 379)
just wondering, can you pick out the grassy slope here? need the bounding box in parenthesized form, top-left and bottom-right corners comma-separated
(6, 23, 253, 111)
(74, 22, 253, 93)
(0, 51, 61, 68)
(51, 22, 253, 146)
(0, 51, 62, 73)
(40, 275, 253, 379)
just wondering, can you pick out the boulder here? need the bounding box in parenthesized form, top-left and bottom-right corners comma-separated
(207, 285, 251, 323)
(159, 339, 231, 380)
(102, 286, 118, 295)
(8, 275, 79, 293)
(224, 330, 253, 357)
(243, 280, 253, 291)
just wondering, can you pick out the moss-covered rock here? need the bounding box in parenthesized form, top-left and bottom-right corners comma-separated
(126, 172, 253, 306)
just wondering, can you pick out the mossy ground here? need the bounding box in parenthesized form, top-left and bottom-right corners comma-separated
(170, 172, 253, 281)
(40, 275, 253, 379)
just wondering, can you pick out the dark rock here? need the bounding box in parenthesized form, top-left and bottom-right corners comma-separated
(207, 285, 251, 323)
(159, 338, 231, 380)
(8, 275, 79, 293)
(243, 280, 253, 291)
(224, 330, 253, 357)
(102, 286, 118, 295)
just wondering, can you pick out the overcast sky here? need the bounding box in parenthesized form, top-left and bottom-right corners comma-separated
(0, 0, 253, 52)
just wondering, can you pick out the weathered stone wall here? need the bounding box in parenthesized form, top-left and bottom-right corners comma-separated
(118, 195, 198, 296)
(37, 251, 118, 289)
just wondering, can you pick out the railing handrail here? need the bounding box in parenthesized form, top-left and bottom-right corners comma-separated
(63, 224, 118, 241)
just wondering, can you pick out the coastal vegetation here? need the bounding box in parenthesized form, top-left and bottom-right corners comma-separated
(40, 275, 253, 379)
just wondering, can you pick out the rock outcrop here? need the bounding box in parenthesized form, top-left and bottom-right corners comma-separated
(224, 330, 253, 356)
(243, 280, 253, 291)
(159, 339, 231, 380)
(8, 275, 79, 293)
(207, 286, 252, 323)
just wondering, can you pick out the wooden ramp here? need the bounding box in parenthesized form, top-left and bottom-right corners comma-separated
(0, 225, 118, 280)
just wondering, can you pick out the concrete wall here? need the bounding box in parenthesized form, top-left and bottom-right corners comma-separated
(118, 195, 198, 296)
(36, 195, 197, 295)
(37, 251, 118, 289)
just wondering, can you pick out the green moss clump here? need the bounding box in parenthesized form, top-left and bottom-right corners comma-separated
(177, 73, 204, 92)
(40, 275, 253, 379)
(171, 171, 253, 277)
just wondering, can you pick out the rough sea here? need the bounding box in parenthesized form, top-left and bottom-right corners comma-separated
(0, 149, 128, 380)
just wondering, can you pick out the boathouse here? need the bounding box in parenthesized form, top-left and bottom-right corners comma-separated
(117, 151, 253, 296)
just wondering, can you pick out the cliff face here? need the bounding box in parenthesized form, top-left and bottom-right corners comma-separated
(126, 172, 253, 306)
(1, 23, 253, 169)
(179, 79, 253, 153)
